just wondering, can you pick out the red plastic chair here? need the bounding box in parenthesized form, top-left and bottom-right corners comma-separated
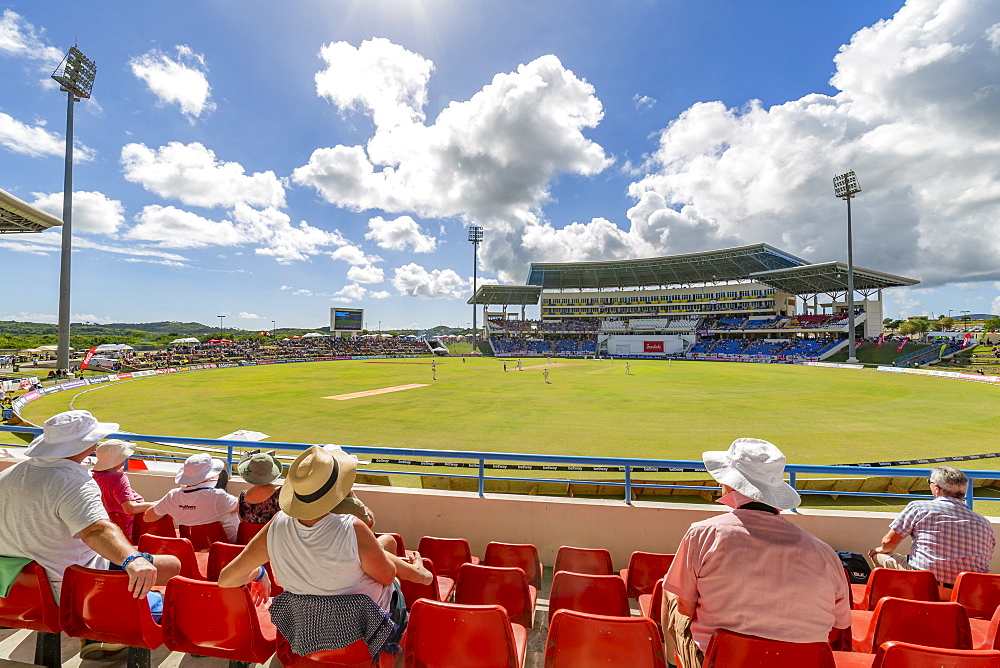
(852, 568, 939, 611)
(276, 631, 396, 667)
(417, 536, 480, 579)
(703, 629, 837, 667)
(852, 597, 972, 654)
(399, 557, 455, 608)
(403, 599, 527, 667)
(484, 542, 543, 590)
(205, 541, 284, 596)
(548, 571, 631, 622)
(553, 545, 614, 576)
(544, 609, 666, 667)
(619, 551, 675, 598)
(870, 640, 1000, 667)
(179, 521, 230, 551)
(950, 572, 1000, 620)
(161, 576, 276, 664)
(970, 604, 1000, 650)
(0, 560, 61, 667)
(456, 563, 538, 628)
(638, 579, 663, 629)
(131, 513, 177, 544)
(59, 565, 163, 665)
(138, 533, 207, 580)
(236, 521, 266, 545)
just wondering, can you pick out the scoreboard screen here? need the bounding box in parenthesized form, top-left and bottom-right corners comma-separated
(331, 308, 364, 331)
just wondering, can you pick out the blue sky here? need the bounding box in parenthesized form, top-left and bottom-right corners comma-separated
(1, 0, 998, 330)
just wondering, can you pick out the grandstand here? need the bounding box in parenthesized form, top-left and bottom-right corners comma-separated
(473, 243, 918, 362)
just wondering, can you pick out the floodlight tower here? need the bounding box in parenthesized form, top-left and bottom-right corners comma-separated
(218, 315, 225, 337)
(833, 170, 862, 364)
(52, 46, 97, 373)
(468, 224, 483, 354)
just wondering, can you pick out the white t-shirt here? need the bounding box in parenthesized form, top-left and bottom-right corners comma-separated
(0, 458, 108, 592)
(151, 486, 239, 541)
(267, 511, 393, 610)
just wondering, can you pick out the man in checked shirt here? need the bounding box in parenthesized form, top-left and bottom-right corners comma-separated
(869, 466, 996, 587)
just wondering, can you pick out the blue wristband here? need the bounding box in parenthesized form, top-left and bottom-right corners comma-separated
(253, 566, 266, 583)
(121, 552, 153, 570)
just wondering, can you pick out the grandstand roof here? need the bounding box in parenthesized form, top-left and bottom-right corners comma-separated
(524, 243, 808, 290)
(0, 188, 62, 233)
(749, 262, 919, 295)
(468, 284, 543, 305)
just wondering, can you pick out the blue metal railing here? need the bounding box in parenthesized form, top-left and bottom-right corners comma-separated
(3, 425, 997, 510)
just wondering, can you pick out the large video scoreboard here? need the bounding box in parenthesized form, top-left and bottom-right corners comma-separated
(330, 308, 364, 333)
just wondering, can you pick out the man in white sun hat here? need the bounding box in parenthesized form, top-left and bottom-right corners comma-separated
(660, 438, 851, 668)
(0, 410, 181, 660)
(144, 452, 239, 542)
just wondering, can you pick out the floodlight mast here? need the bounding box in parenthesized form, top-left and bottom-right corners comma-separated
(468, 225, 484, 354)
(52, 46, 97, 374)
(833, 171, 862, 364)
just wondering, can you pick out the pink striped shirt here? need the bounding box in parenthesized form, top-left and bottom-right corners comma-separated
(664, 507, 851, 650)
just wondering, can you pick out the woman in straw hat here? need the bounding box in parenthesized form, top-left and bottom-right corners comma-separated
(219, 445, 431, 660)
(92, 439, 154, 536)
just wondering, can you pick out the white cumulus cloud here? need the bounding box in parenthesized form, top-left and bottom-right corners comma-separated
(127, 205, 243, 248)
(365, 215, 436, 252)
(346, 264, 385, 283)
(129, 45, 216, 119)
(391, 263, 468, 299)
(238, 312, 261, 319)
(330, 244, 380, 266)
(31, 191, 124, 235)
(0, 10, 64, 66)
(121, 141, 286, 209)
(0, 112, 95, 160)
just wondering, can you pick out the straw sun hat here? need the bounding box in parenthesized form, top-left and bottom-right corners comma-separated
(279, 445, 357, 520)
(702, 438, 801, 510)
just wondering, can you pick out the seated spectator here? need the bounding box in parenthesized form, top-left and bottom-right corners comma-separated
(218, 445, 431, 662)
(0, 410, 180, 661)
(92, 440, 154, 537)
(237, 449, 283, 524)
(661, 438, 850, 668)
(869, 465, 995, 586)
(144, 453, 239, 542)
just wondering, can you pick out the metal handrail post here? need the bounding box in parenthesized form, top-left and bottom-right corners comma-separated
(624, 465, 633, 505)
(478, 459, 485, 498)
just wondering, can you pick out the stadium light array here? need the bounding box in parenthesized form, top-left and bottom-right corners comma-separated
(469, 225, 484, 354)
(833, 170, 862, 364)
(51, 46, 97, 373)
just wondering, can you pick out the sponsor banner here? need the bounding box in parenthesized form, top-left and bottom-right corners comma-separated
(800, 362, 865, 370)
(79, 346, 98, 371)
(896, 337, 910, 352)
(117, 373, 134, 379)
(644, 341, 664, 353)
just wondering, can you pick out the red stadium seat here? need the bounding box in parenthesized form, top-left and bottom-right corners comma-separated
(544, 609, 665, 667)
(638, 579, 663, 630)
(0, 560, 61, 667)
(131, 513, 177, 544)
(553, 545, 614, 576)
(204, 541, 284, 595)
(852, 568, 939, 611)
(276, 632, 396, 667)
(870, 640, 1000, 667)
(970, 604, 1000, 650)
(619, 551, 674, 598)
(59, 565, 163, 665)
(179, 521, 229, 551)
(851, 597, 972, 654)
(950, 572, 1000, 620)
(403, 599, 527, 667)
(456, 563, 538, 628)
(417, 536, 480, 579)
(702, 629, 836, 668)
(236, 521, 266, 545)
(138, 534, 207, 580)
(375, 532, 408, 558)
(399, 557, 455, 608)
(548, 571, 630, 622)
(484, 542, 543, 590)
(161, 576, 276, 664)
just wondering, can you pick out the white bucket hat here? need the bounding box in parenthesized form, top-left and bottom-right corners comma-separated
(175, 453, 225, 487)
(25, 410, 119, 458)
(702, 438, 801, 510)
(93, 439, 136, 471)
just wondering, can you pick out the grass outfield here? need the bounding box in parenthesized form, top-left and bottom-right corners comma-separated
(18, 357, 1000, 466)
